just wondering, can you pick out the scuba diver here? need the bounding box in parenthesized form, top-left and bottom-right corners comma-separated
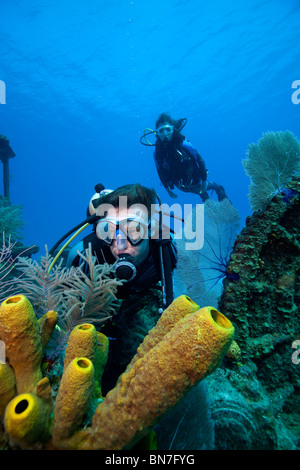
(49, 183, 178, 393)
(140, 112, 228, 202)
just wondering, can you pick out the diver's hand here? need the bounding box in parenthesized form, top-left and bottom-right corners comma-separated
(166, 187, 178, 199)
(199, 180, 207, 194)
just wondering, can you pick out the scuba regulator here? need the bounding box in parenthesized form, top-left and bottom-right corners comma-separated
(114, 254, 137, 282)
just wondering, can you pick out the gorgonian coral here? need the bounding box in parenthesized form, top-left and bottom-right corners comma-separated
(242, 130, 300, 211)
(175, 199, 240, 305)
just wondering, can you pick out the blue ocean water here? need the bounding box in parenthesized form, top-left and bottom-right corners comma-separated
(0, 0, 299, 253)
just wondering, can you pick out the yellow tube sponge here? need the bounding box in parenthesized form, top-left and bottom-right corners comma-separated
(63, 323, 98, 369)
(38, 310, 58, 350)
(36, 377, 53, 417)
(85, 305, 234, 450)
(52, 357, 95, 445)
(94, 331, 109, 386)
(0, 295, 43, 394)
(4, 393, 50, 448)
(125, 294, 200, 373)
(0, 363, 16, 416)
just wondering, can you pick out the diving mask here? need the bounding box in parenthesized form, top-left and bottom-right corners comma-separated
(96, 217, 150, 246)
(156, 124, 174, 141)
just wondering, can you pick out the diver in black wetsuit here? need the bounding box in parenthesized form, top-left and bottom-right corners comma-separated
(63, 183, 177, 393)
(141, 112, 228, 202)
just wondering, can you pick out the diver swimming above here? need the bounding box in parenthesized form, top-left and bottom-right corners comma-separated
(140, 112, 228, 202)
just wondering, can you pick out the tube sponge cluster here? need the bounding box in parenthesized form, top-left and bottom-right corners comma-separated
(0, 295, 58, 447)
(84, 300, 234, 450)
(0, 294, 234, 450)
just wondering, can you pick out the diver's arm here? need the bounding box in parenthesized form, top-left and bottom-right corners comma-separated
(165, 187, 178, 198)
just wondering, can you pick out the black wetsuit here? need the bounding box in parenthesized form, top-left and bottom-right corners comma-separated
(154, 135, 227, 201)
(154, 136, 207, 193)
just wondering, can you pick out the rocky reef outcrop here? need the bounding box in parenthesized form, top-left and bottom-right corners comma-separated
(207, 176, 300, 449)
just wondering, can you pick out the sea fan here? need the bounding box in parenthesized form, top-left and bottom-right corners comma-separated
(198, 198, 240, 290)
(174, 199, 240, 306)
(242, 130, 300, 211)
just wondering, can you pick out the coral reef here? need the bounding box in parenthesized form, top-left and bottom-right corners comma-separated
(4, 170, 298, 449)
(0, 294, 234, 450)
(214, 175, 300, 449)
(220, 176, 299, 363)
